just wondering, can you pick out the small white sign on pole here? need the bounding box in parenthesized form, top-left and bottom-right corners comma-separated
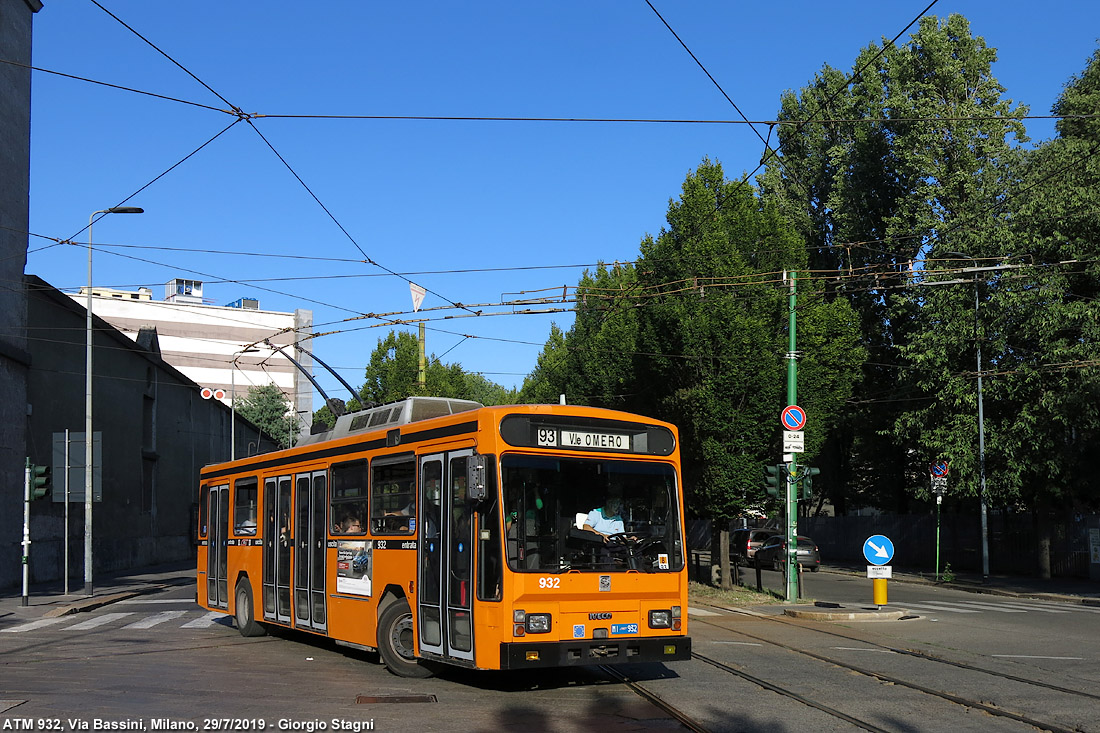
(867, 565, 892, 579)
(782, 430, 805, 453)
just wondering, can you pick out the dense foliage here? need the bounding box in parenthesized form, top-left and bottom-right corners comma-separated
(236, 383, 299, 449)
(312, 330, 518, 429)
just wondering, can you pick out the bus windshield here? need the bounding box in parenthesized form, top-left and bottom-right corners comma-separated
(501, 454, 683, 573)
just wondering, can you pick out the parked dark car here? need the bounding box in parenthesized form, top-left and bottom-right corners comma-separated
(730, 528, 778, 561)
(754, 534, 820, 571)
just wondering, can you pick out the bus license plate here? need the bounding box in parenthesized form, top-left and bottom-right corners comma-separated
(611, 623, 638, 635)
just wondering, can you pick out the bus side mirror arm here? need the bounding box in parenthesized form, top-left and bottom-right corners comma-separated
(467, 455, 488, 502)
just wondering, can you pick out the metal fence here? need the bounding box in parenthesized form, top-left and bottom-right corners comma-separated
(689, 511, 1099, 579)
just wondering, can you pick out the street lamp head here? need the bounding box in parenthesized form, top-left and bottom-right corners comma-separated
(105, 207, 144, 214)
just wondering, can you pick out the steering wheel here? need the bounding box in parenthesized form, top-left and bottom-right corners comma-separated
(604, 532, 632, 547)
(632, 536, 663, 553)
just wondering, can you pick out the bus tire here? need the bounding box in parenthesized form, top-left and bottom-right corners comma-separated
(234, 578, 267, 637)
(378, 599, 432, 678)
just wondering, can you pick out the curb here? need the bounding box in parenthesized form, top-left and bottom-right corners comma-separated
(784, 605, 911, 622)
(42, 591, 145, 618)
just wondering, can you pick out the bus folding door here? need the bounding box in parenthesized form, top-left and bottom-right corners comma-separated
(263, 475, 293, 624)
(417, 450, 474, 663)
(206, 484, 229, 609)
(293, 470, 327, 632)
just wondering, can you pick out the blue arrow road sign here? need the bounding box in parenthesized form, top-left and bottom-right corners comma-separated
(863, 535, 894, 565)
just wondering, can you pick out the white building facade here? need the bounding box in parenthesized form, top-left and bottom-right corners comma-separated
(69, 279, 314, 429)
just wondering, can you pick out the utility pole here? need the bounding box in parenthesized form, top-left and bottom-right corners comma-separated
(784, 271, 799, 602)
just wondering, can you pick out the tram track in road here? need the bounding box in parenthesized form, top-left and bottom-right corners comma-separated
(601, 657, 892, 733)
(685, 604, 1096, 733)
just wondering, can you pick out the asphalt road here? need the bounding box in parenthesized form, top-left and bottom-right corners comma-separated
(3, 573, 1099, 732)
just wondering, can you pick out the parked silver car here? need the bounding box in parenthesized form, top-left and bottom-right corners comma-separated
(730, 528, 778, 560)
(754, 534, 821, 571)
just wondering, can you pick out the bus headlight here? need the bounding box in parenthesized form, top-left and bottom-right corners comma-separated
(649, 610, 671, 628)
(525, 613, 552, 633)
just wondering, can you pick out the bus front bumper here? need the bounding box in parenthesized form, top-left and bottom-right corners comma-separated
(500, 636, 691, 669)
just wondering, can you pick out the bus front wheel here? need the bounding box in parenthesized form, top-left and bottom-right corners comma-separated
(234, 578, 267, 637)
(378, 599, 432, 678)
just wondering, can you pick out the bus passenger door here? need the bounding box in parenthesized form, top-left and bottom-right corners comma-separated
(263, 475, 293, 625)
(417, 455, 444, 656)
(206, 484, 229, 609)
(417, 450, 474, 663)
(294, 470, 328, 632)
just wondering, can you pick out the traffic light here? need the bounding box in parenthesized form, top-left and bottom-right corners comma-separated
(31, 463, 51, 499)
(800, 466, 821, 501)
(764, 464, 784, 498)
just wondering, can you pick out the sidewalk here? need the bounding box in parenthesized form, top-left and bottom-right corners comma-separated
(784, 563, 1100, 621)
(822, 561, 1100, 605)
(0, 561, 196, 625)
(3, 559, 1097, 626)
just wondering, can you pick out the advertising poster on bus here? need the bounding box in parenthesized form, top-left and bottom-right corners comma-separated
(336, 540, 372, 596)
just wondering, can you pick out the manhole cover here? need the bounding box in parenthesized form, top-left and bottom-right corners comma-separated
(355, 695, 437, 704)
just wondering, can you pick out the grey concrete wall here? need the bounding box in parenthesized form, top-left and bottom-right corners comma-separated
(0, 0, 40, 589)
(13, 277, 278, 588)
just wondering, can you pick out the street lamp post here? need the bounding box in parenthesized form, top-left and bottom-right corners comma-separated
(230, 348, 260, 461)
(944, 252, 989, 583)
(85, 206, 143, 596)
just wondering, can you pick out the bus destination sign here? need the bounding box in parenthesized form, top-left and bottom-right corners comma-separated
(537, 428, 631, 452)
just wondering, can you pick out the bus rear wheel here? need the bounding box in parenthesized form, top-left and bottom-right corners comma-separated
(378, 599, 432, 678)
(234, 578, 267, 637)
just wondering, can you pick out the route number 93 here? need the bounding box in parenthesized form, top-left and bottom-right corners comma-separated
(538, 577, 560, 589)
(537, 428, 557, 446)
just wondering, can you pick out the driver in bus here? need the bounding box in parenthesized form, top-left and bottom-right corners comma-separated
(583, 496, 624, 540)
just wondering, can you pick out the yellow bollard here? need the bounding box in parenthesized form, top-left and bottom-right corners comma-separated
(873, 577, 888, 606)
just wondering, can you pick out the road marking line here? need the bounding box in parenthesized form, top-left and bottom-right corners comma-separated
(180, 611, 226, 628)
(117, 599, 197, 605)
(65, 613, 134, 630)
(982, 601, 1069, 613)
(1023, 600, 1100, 614)
(902, 602, 980, 614)
(832, 647, 897, 653)
(710, 641, 763, 646)
(992, 655, 1084, 660)
(1, 618, 68, 633)
(951, 601, 1027, 613)
(122, 610, 188, 629)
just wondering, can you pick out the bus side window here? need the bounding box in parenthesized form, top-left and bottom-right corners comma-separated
(198, 485, 210, 538)
(233, 477, 259, 535)
(331, 459, 369, 535)
(371, 458, 416, 535)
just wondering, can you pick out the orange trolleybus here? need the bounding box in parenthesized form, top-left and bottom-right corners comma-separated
(196, 397, 690, 677)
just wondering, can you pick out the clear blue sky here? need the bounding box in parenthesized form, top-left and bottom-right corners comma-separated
(26, 1, 1100, 402)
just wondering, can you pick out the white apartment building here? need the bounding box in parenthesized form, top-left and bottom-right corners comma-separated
(70, 278, 313, 427)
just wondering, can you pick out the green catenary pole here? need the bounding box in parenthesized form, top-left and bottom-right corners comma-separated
(785, 272, 799, 602)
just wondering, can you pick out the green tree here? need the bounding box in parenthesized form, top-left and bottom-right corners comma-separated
(992, 47, 1100, 574)
(236, 383, 298, 449)
(761, 14, 1027, 512)
(635, 160, 864, 523)
(358, 329, 516, 406)
(518, 322, 571, 404)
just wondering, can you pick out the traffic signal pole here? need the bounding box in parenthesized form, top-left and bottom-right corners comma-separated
(22, 458, 32, 607)
(785, 272, 799, 602)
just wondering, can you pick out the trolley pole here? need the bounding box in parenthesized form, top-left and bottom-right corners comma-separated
(784, 272, 799, 602)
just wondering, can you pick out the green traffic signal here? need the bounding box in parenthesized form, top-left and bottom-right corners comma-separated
(764, 463, 784, 497)
(31, 463, 51, 499)
(800, 466, 821, 501)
